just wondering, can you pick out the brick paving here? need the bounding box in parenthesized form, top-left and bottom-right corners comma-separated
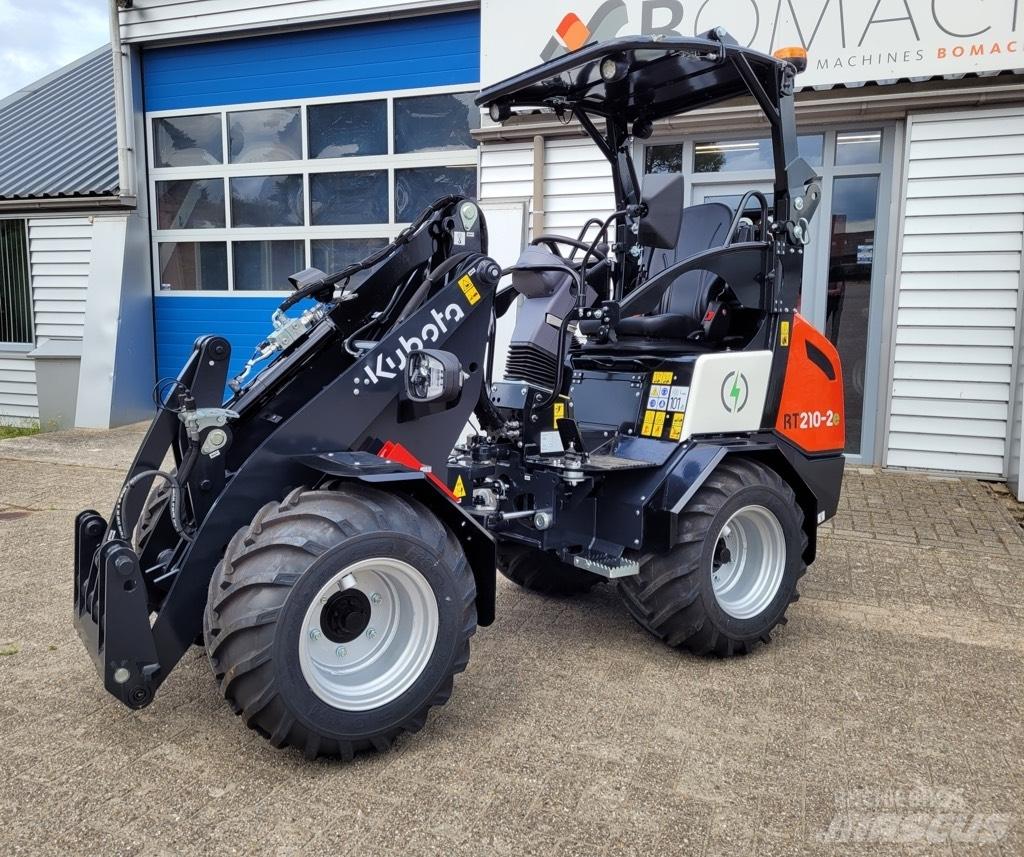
(0, 426, 1022, 856)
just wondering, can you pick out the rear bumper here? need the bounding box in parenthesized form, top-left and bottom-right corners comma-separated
(73, 510, 160, 709)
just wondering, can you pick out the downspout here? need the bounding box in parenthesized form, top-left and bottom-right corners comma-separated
(109, 0, 136, 201)
(531, 134, 545, 236)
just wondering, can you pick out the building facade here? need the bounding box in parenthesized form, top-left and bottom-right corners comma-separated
(5, 0, 1022, 497)
(0, 47, 143, 430)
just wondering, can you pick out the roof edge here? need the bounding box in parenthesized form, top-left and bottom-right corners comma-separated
(0, 44, 110, 111)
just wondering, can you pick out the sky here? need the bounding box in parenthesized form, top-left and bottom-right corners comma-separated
(0, 0, 109, 100)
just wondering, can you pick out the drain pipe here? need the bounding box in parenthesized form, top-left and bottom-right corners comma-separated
(109, 0, 135, 201)
(532, 134, 545, 237)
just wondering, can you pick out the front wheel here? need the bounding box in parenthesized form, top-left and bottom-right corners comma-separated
(203, 484, 476, 759)
(618, 458, 807, 656)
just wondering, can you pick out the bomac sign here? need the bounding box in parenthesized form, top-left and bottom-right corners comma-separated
(482, 0, 1024, 87)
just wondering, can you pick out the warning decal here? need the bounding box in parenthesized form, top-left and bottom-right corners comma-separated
(452, 476, 467, 499)
(669, 412, 685, 441)
(458, 274, 481, 305)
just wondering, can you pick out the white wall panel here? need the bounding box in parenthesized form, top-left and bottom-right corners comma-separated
(887, 109, 1024, 476)
(118, 0, 470, 42)
(28, 217, 93, 341)
(0, 355, 37, 423)
(542, 139, 614, 238)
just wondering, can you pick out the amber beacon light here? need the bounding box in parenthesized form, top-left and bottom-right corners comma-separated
(773, 46, 808, 73)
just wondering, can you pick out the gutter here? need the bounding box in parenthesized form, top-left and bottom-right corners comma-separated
(0, 195, 134, 213)
(109, 0, 135, 201)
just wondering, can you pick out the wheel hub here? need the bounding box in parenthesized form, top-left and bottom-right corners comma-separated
(710, 505, 786, 620)
(320, 590, 371, 643)
(298, 558, 439, 712)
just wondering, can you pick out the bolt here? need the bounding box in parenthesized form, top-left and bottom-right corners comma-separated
(309, 628, 321, 641)
(115, 556, 134, 576)
(366, 628, 377, 640)
(335, 646, 347, 658)
(113, 667, 131, 685)
(207, 428, 227, 449)
(320, 595, 328, 604)
(370, 592, 382, 604)
(794, 195, 805, 211)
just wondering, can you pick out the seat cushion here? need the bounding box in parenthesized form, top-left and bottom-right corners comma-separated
(616, 312, 702, 340)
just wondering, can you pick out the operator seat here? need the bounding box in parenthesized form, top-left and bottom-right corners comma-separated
(616, 202, 734, 341)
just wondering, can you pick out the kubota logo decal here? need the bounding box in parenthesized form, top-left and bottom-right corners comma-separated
(721, 371, 749, 414)
(362, 304, 465, 386)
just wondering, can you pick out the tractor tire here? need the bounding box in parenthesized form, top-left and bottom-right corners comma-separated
(618, 458, 806, 657)
(496, 542, 601, 596)
(203, 483, 476, 760)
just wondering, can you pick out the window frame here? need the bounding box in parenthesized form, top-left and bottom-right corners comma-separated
(0, 216, 34, 350)
(147, 82, 481, 296)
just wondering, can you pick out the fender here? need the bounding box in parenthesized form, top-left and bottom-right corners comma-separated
(295, 451, 496, 626)
(656, 435, 844, 564)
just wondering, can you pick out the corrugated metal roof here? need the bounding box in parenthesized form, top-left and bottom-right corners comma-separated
(0, 47, 119, 202)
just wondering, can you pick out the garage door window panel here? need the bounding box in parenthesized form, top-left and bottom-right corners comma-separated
(149, 87, 479, 293)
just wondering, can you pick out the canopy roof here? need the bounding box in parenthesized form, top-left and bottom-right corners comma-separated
(476, 34, 787, 124)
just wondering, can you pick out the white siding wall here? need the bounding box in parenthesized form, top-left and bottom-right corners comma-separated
(0, 355, 38, 423)
(887, 109, 1024, 476)
(118, 0, 467, 42)
(479, 142, 533, 204)
(544, 138, 615, 239)
(0, 215, 93, 425)
(29, 217, 92, 339)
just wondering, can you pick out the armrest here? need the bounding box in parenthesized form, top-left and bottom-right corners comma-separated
(622, 242, 771, 316)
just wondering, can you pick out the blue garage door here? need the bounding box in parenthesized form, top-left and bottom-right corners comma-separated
(144, 10, 481, 387)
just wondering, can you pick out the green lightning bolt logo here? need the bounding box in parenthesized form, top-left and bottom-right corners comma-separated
(721, 372, 749, 413)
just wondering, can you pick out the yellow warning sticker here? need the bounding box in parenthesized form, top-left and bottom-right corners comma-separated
(458, 274, 481, 305)
(641, 410, 656, 437)
(453, 476, 467, 499)
(652, 371, 674, 385)
(653, 411, 667, 437)
(553, 401, 566, 428)
(780, 320, 790, 347)
(669, 412, 685, 441)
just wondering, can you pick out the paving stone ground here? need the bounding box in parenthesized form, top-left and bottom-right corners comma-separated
(1, 425, 1022, 856)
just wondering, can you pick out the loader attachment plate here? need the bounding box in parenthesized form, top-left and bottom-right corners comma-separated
(73, 510, 160, 709)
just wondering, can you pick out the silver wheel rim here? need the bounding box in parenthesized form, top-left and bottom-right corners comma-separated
(298, 557, 439, 711)
(711, 505, 786, 620)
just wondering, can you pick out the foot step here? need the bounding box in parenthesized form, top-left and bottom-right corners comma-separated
(572, 550, 640, 579)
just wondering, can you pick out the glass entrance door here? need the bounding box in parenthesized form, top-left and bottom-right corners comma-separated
(642, 128, 895, 462)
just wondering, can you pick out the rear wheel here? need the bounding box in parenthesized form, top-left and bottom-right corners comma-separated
(497, 542, 601, 596)
(203, 484, 476, 759)
(618, 458, 806, 656)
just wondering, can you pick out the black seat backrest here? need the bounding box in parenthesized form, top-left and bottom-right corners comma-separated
(644, 202, 734, 319)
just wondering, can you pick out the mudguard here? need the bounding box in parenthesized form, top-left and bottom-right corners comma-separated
(296, 450, 496, 626)
(657, 435, 844, 564)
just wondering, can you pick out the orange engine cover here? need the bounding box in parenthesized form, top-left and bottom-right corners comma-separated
(775, 314, 845, 454)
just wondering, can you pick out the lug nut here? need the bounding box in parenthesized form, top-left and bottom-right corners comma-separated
(335, 646, 347, 658)
(309, 629, 321, 641)
(370, 592, 382, 604)
(366, 628, 377, 640)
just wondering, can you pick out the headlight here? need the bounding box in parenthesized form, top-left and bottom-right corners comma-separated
(405, 350, 464, 404)
(600, 54, 628, 83)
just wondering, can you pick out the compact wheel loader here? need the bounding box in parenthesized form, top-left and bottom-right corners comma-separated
(74, 32, 845, 759)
